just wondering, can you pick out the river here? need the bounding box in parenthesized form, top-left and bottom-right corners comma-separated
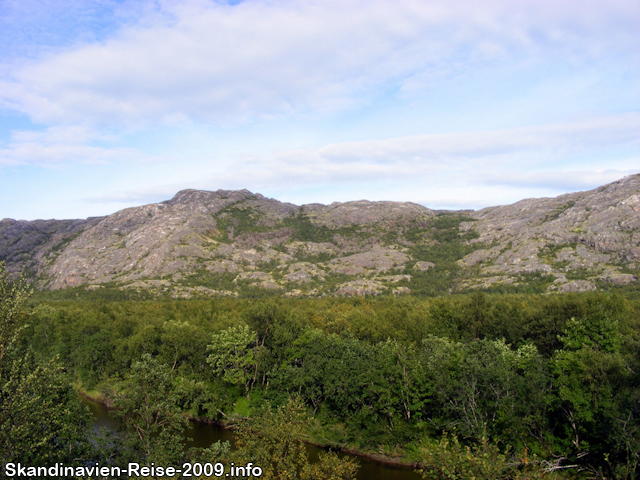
(80, 396, 423, 480)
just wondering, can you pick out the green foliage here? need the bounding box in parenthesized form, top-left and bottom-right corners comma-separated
(179, 270, 238, 291)
(465, 272, 556, 295)
(207, 325, 260, 395)
(420, 335, 552, 445)
(110, 353, 188, 465)
(404, 214, 481, 296)
(415, 432, 551, 480)
(13, 290, 640, 476)
(228, 397, 359, 480)
(560, 312, 620, 353)
(214, 202, 271, 240)
(0, 263, 32, 372)
(273, 329, 384, 426)
(1, 354, 93, 468)
(0, 261, 94, 471)
(432, 214, 476, 239)
(550, 304, 637, 472)
(284, 212, 334, 243)
(31, 282, 157, 301)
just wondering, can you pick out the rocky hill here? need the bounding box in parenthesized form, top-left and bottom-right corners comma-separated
(1, 175, 639, 298)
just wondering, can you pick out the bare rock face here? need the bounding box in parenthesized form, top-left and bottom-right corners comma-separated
(282, 262, 326, 284)
(37, 190, 302, 289)
(307, 200, 433, 227)
(599, 273, 638, 285)
(414, 261, 435, 271)
(286, 242, 337, 257)
(462, 174, 640, 291)
(0, 217, 103, 281)
(327, 246, 409, 275)
(555, 280, 597, 293)
(336, 279, 387, 296)
(1, 174, 639, 297)
(468, 175, 640, 259)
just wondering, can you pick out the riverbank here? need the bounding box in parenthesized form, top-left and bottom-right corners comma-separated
(77, 389, 421, 475)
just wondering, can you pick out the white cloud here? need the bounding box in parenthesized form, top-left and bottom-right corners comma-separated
(75, 110, 639, 211)
(83, 184, 182, 204)
(1, 0, 637, 127)
(480, 169, 640, 192)
(4, 112, 636, 192)
(204, 113, 640, 189)
(0, 125, 156, 166)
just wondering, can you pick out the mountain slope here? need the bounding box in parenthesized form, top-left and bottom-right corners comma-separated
(460, 174, 640, 291)
(1, 175, 638, 297)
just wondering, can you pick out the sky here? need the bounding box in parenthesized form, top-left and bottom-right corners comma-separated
(0, 0, 639, 220)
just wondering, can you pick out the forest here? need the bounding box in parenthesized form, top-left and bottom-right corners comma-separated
(1, 262, 639, 479)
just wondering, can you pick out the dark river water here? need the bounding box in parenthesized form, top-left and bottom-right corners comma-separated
(80, 396, 422, 480)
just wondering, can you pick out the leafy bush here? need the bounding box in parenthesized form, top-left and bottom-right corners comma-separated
(416, 432, 552, 480)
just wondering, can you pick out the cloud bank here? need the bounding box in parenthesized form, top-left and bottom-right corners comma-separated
(84, 114, 639, 209)
(1, 0, 638, 127)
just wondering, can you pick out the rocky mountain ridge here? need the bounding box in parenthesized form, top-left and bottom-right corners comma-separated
(1, 175, 639, 297)
(459, 175, 640, 291)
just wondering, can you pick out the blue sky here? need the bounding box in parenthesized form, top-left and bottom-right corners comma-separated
(1, 0, 638, 220)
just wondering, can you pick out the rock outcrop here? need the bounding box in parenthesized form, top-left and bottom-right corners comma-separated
(1, 175, 638, 297)
(458, 174, 640, 290)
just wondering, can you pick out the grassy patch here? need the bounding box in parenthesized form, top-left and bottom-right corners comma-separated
(565, 268, 593, 280)
(398, 214, 486, 296)
(283, 213, 334, 243)
(542, 201, 576, 223)
(293, 252, 336, 264)
(214, 201, 272, 240)
(538, 242, 577, 260)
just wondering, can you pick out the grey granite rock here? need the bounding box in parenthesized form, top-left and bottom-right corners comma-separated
(1, 175, 638, 297)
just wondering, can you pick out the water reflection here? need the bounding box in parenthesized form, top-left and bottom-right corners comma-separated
(184, 418, 236, 449)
